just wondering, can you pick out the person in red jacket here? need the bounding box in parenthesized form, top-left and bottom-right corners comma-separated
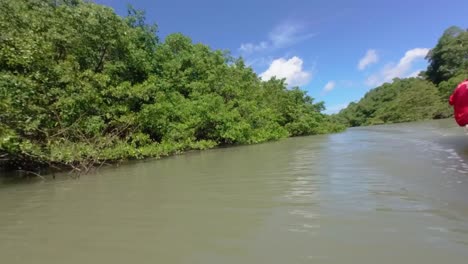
(449, 79, 468, 130)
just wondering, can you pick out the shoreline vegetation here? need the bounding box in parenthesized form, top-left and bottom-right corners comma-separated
(0, 0, 344, 177)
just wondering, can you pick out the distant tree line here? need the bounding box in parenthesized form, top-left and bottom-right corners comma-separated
(335, 26, 468, 127)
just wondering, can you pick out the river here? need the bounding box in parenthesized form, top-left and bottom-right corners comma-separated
(2, 119, 468, 263)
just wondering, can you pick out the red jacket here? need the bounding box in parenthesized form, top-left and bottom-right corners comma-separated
(449, 80, 468, 126)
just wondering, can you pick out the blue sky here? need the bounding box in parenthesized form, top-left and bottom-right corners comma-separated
(94, 0, 468, 113)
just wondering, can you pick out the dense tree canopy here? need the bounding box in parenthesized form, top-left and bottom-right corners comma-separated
(0, 0, 343, 172)
(426, 26, 468, 85)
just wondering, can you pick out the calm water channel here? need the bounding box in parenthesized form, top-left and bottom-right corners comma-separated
(2, 119, 468, 263)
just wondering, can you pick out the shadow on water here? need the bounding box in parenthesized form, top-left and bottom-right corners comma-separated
(0, 170, 49, 188)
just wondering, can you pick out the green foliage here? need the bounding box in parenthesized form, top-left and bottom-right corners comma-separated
(437, 72, 467, 99)
(0, 0, 342, 171)
(426, 26, 468, 85)
(336, 78, 449, 127)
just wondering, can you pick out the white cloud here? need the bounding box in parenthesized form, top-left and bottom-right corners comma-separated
(245, 56, 273, 68)
(324, 103, 349, 115)
(407, 69, 423, 78)
(323, 81, 336, 93)
(269, 23, 315, 48)
(260, 56, 312, 87)
(239, 41, 268, 54)
(365, 48, 429, 87)
(239, 21, 315, 55)
(358, 49, 378, 70)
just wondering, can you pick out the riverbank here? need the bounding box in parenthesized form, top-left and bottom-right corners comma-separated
(1, 124, 345, 177)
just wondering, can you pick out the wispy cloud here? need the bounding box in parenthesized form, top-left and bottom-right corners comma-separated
(324, 103, 349, 114)
(365, 48, 429, 87)
(358, 49, 378, 70)
(323, 81, 336, 93)
(244, 56, 274, 68)
(239, 21, 315, 56)
(269, 22, 316, 49)
(407, 69, 423, 78)
(260, 56, 312, 87)
(239, 42, 269, 54)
